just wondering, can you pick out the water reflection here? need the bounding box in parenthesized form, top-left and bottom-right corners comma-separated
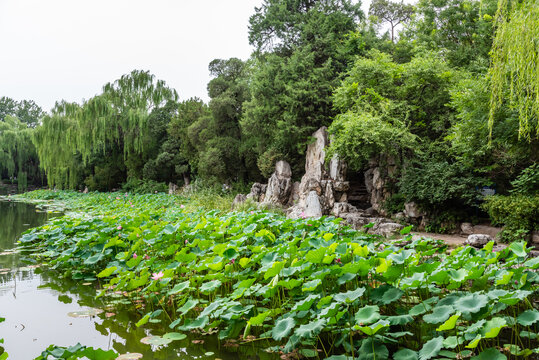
(0, 201, 276, 359)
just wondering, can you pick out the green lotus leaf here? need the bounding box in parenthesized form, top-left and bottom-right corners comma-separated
(140, 335, 172, 346)
(454, 293, 488, 314)
(97, 266, 117, 278)
(423, 305, 454, 324)
(438, 350, 457, 358)
(167, 280, 190, 295)
(319, 302, 341, 318)
(442, 336, 463, 349)
(302, 279, 322, 292)
(292, 294, 320, 311)
(305, 248, 326, 264)
(357, 319, 389, 336)
(418, 336, 443, 360)
(436, 313, 460, 331)
(178, 315, 208, 331)
(162, 332, 187, 341)
(387, 314, 413, 325)
(334, 287, 365, 303)
(381, 287, 404, 305)
(466, 334, 482, 349)
(448, 269, 468, 282)
(481, 317, 506, 338)
(371, 284, 404, 304)
(199, 279, 222, 294)
(337, 272, 356, 285)
(294, 319, 326, 339)
(116, 354, 143, 360)
(401, 272, 426, 289)
(387, 249, 414, 264)
(495, 270, 514, 285)
(354, 305, 380, 325)
(358, 338, 388, 360)
(409, 302, 432, 316)
(272, 317, 296, 341)
(517, 309, 539, 326)
(393, 348, 417, 360)
(470, 348, 507, 360)
(523, 256, 539, 269)
(508, 241, 527, 257)
(248, 310, 270, 326)
(178, 299, 198, 316)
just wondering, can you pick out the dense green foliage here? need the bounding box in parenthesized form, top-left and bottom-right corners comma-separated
(490, 0, 539, 141)
(14, 191, 539, 359)
(0, 98, 45, 190)
(2, 0, 537, 233)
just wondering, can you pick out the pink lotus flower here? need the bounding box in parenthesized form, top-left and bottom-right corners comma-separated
(144, 254, 150, 260)
(151, 271, 164, 281)
(117, 225, 122, 230)
(125, 193, 128, 196)
(116, 197, 120, 200)
(180, 204, 185, 209)
(301, 211, 307, 219)
(185, 240, 188, 244)
(132, 253, 137, 259)
(229, 259, 235, 264)
(250, 211, 255, 214)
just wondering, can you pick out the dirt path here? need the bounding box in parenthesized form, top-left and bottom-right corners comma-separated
(409, 231, 467, 249)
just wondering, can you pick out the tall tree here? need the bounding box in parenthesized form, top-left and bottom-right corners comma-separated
(489, 0, 539, 141)
(0, 96, 45, 128)
(0, 116, 42, 190)
(404, 0, 497, 69)
(369, 0, 414, 42)
(242, 0, 364, 176)
(33, 70, 178, 189)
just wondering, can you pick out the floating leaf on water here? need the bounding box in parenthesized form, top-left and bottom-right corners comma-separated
(67, 308, 104, 318)
(204, 352, 214, 356)
(116, 353, 143, 360)
(140, 336, 172, 346)
(162, 332, 187, 341)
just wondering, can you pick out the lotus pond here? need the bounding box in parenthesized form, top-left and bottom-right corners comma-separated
(3, 190, 539, 359)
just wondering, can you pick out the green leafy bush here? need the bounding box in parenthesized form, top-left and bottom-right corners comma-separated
(482, 194, 539, 241)
(383, 193, 406, 214)
(121, 178, 168, 194)
(510, 163, 539, 195)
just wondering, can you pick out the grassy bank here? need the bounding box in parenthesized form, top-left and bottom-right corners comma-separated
(13, 191, 539, 359)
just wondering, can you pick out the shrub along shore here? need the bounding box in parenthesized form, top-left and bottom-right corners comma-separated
(12, 190, 539, 359)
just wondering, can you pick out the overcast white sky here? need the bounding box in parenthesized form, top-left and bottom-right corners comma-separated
(0, 0, 382, 112)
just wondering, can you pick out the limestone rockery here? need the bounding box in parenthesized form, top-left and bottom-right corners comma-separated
(233, 127, 406, 237)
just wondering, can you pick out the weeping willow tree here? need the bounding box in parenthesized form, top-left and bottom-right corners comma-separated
(0, 116, 38, 190)
(489, 0, 539, 141)
(33, 70, 178, 189)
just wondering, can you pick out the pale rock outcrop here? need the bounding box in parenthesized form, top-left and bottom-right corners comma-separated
(460, 222, 474, 235)
(404, 202, 425, 219)
(465, 234, 493, 248)
(232, 194, 247, 209)
(263, 160, 293, 206)
(246, 183, 267, 202)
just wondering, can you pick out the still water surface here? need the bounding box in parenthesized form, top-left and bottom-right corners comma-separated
(0, 200, 273, 359)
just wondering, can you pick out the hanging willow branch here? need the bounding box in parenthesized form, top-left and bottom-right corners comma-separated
(489, 0, 539, 141)
(32, 70, 178, 188)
